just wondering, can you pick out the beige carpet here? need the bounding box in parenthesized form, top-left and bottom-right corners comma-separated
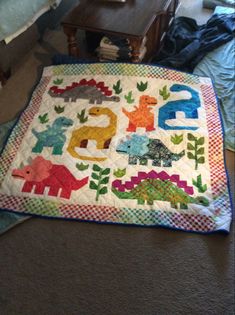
(0, 1, 234, 314)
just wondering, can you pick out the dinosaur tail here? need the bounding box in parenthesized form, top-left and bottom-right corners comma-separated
(111, 187, 132, 199)
(159, 121, 198, 131)
(179, 150, 185, 158)
(67, 146, 107, 162)
(75, 176, 89, 190)
(195, 196, 209, 206)
(122, 108, 130, 118)
(31, 128, 39, 137)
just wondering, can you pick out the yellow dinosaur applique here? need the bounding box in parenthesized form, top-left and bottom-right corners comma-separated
(67, 107, 117, 161)
(122, 95, 158, 132)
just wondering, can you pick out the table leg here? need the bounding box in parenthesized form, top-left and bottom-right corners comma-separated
(63, 26, 79, 57)
(129, 38, 143, 63)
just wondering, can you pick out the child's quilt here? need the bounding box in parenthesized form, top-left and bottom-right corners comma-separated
(0, 63, 232, 233)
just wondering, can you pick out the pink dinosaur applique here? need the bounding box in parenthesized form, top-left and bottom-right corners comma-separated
(122, 95, 158, 132)
(12, 156, 88, 199)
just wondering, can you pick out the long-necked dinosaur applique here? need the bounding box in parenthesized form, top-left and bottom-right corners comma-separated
(158, 84, 201, 130)
(116, 134, 185, 167)
(122, 95, 158, 132)
(48, 79, 120, 104)
(32, 117, 73, 155)
(67, 106, 117, 161)
(112, 170, 209, 209)
(12, 156, 88, 199)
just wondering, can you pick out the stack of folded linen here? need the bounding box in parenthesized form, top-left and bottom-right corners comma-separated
(96, 35, 147, 62)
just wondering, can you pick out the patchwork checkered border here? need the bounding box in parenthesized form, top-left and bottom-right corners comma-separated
(0, 64, 231, 233)
(51, 63, 200, 84)
(201, 84, 231, 215)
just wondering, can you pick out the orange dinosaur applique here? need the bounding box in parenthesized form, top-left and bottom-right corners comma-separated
(122, 95, 157, 132)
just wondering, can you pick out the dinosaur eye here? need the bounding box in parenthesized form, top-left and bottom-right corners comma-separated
(26, 171, 30, 174)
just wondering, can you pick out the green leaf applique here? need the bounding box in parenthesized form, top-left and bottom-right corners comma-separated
(54, 105, 65, 114)
(77, 109, 88, 123)
(192, 174, 207, 193)
(76, 162, 89, 171)
(159, 85, 170, 100)
(124, 91, 135, 104)
(113, 168, 126, 178)
(38, 113, 49, 124)
(137, 81, 148, 92)
(171, 134, 183, 145)
(113, 80, 122, 94)
(53, 78, 63, 85)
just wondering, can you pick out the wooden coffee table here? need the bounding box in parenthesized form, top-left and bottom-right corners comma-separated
(62, 0, 179, 62)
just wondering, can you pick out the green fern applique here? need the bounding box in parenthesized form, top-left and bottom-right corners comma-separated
(89, 165, 110, 201)
(187, 133, 205, 170)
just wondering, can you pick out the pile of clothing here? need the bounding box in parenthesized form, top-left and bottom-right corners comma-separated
(96, 35, 147, 62)
(152, 13, 235, 72)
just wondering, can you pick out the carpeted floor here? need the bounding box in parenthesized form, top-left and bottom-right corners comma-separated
(0, 1, 234, 314)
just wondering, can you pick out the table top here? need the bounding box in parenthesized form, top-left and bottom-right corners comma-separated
(62, 0, 170, 38)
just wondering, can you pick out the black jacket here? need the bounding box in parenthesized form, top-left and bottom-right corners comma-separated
(152, 13, 235, 72)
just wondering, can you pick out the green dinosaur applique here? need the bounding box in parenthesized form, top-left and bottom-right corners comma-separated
(112, 171, 209, 209)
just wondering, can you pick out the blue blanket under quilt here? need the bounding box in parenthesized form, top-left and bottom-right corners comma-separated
(194, 39, 235, 151)
(194, 6, 235, 151)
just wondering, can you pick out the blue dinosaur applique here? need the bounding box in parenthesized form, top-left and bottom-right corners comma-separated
(116, 134, 185, 167)
(158, 84, 200, 130)
(32, 117, 73, 155)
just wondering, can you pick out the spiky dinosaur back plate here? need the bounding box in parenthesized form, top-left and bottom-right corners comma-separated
(0, 63, 232, 234)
